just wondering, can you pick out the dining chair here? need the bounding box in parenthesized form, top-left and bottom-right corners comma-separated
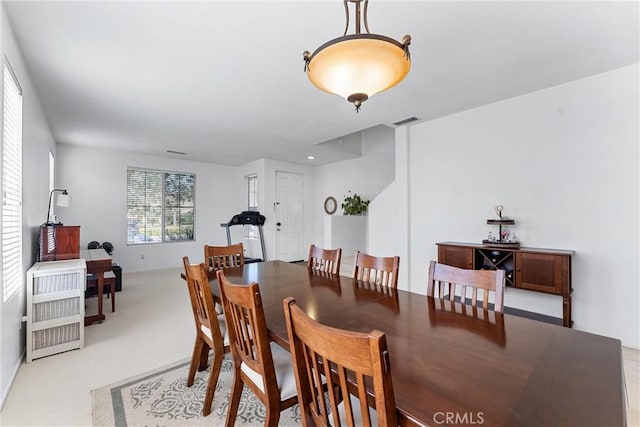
(204, 243, 245, 272)
(182, 256, 230, 416)
(352, 251, 400, 288)
(86, 269, 116, 312)
(216, 270, 298, 427)
(427, 260, 505, 312)
(283, 297, 398, 427)
(307, 244, 342, 275)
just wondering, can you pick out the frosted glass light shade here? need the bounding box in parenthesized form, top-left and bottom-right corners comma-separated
(306, 34, 410, 105)
(56, 193, 71, 207)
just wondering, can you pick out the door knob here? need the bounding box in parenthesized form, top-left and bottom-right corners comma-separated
(276, 222, 281, 226)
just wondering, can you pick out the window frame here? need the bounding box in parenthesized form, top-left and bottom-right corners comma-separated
(126, 167, 196, 245)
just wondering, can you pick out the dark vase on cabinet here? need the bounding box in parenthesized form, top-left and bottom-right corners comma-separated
(436, 241, 573, 327)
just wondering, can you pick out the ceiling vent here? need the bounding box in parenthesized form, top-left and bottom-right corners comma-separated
(166, 149, 187, 155)
(392, 116, 420, 126)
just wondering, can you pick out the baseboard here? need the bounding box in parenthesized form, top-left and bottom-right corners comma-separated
(503, 306, 563, 326)
(0, 348, 24, 410)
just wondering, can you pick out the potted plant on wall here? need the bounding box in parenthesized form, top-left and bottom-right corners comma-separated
(341, 191, 370, 215)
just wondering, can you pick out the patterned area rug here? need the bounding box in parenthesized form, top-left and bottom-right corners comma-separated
(92, 353, 301, 426)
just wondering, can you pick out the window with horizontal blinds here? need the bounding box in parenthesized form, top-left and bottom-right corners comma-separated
(247, 175, 258, 238)
(3, 62, 23, 303)
(248, 175, 258, 211)
(127, 168, 195, 244)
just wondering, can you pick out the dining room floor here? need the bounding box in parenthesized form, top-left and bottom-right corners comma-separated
(0, 265, 638, 426)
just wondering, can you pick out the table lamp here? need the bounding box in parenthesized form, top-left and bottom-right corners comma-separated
(46, 189, 71, 225)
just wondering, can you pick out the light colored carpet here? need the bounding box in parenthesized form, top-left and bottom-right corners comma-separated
(92, 353, 301, 426)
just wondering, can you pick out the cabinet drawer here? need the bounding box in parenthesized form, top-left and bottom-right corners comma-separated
(438, 245, 474, 269)
(515, 252, 570, 295)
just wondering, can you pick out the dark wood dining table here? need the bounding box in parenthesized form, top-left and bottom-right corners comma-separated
(207, 260, 626, 426)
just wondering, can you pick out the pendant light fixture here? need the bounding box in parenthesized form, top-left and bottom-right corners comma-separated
(303, 0, 411, 112)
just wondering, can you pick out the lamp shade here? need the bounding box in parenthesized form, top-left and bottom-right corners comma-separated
(56, 193, 71, 208)
(307, 34, 410, 101)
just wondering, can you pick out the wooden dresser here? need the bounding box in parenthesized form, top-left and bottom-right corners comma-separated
(39, 225, 80, 261)
(436, 241, 573, 327)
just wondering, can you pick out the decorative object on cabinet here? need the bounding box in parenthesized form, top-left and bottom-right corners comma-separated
(436, 241, 574, 327)
(323, 196, 337, 215)
(45, 188, 71, 225)
(483, 204, 519, 248)
(25, 259, 86, 362)
(341, 191, 370, 215)
(39, 225, 80, 262)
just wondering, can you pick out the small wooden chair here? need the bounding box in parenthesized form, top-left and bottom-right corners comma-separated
(182, 257, 230, 416)
(204, 243, 245, 273)
(86, 270, 116, 312)
(427, 260, 505, 312)
(217, 270, 298, 427)
(283, 297, 398, 427)
(307, 244, 342, 275)
(352, 252, 400, 289)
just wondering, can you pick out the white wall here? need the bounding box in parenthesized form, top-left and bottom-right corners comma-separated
(56, 144, 244, 272)
(313, 125, 396, 250)
(0, 5, 57, 407)
(402, 65, 639, 347)
(324, 215, 367, 257)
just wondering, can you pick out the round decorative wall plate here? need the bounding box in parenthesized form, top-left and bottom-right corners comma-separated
(324, 196, 337, 215)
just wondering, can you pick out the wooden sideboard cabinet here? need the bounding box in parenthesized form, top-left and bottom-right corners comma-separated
(436, 241, 574, 327)
(40, 225, 80, 261)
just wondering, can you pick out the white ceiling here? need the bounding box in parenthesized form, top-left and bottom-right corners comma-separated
(4, 1, 638, 166)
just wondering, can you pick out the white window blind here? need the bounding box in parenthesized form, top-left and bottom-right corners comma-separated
(127, 168, 195, 244)
(3, 62, 23, 303)
(248, 175, 258, 211)
(247, 175, 258, 238)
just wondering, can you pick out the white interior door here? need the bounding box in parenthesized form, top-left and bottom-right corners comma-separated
(275, 171, 305, 261)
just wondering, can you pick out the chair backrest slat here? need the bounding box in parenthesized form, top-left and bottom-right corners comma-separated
(427, 260, 505, 312)
(352, 252, 400, 289)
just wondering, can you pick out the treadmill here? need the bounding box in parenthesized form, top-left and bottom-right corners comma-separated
(220, 210, 266, 263)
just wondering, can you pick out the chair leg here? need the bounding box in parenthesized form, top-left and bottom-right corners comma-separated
(198, 342, 210, 371)
(264, 406, 281, 427)
(225, 370, 244, 427)
(202, 349, 224, 416)
(187, 337, 205, 387)
(110, 281, 115, 312)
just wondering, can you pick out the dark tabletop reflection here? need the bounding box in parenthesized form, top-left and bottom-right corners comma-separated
(307, 268, 342, 295)
(352, 280, 400, 313)
(427, 297, 506, 347)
